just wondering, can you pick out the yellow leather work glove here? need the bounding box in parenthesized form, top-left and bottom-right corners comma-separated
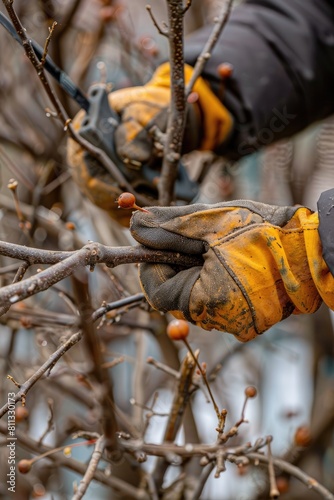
(130, 201, 334, 342)
(108, 62, 233, 164)
(67, 63, 232, 225)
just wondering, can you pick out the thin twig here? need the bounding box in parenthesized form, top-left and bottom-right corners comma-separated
(183, 338, 221, 423)
(0, 261, 29, 316)
(185, 0, 234, 97)
(152, 350, 197, 488)
(38, 398, 55, 445)
(0, 331, 83, 417)
(72, 435, 106, 500)
(0, 422, 148, 499)
(40, 21, 57, 67)
(190, 462, 215, 500)
(133, 329, 147, 429)
(120, 436, 334, 499)
(267, 436, 280, 499)
(182, 0, 192, 15)
(2, 1, 69, 126)
(248, 452, 334, 500)
(101, 357, 125, 370)
(146, 5, 169, 37)
(146, 357, 180, 379)
(92, 294, 146, 322)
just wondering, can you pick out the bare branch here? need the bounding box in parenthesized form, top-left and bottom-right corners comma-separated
(146, 357, 180, 379)
(190, 462, 215, 500)
(40, 21, 58, 67)
(38, 398, 55, 445)
(183, 338, 221, 424)
(0, 331, 83, 417)
(182, 0, 192, 15)
(0, 241, 202, 313)
(0, 422, 149, 499)
(153, 350, 197, 487)
(92, 294, 146, 322)
(267, 436, 280, 499)
(72, 435, 106, 500)
(146, 5, 169, 37)
(158, 0, 187, 205)
(185, 0, 234, 97)
(248, 452, 334, 500)
(0, 261, 29, 316)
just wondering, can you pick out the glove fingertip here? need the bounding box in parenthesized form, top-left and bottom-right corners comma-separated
(139, 264, 201, 322)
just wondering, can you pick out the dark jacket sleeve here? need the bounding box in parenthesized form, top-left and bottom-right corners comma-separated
(184, 0, 334, 160)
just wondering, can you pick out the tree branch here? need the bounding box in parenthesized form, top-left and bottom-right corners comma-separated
(72, 435, 106, 499)
(248, 452, 334, 500)
(158, 0, 187, 205)
(0, 422, 148, 499)
(72, 273, 117, 448)
(185, 0, 234, 97)
(146, 5, 169, 37)
(0, 241, 203, 312)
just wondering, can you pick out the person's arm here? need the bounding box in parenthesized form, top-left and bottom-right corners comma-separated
(184, 0, 334, 160)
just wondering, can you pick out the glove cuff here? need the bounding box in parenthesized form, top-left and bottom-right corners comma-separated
(148, 63, 233, 151)
(298, 207, 334, 311)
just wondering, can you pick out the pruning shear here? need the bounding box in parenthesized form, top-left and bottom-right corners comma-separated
(0, 12, 199, 203)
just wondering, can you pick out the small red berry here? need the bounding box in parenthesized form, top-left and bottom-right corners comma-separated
(65, 221, 76, 231)
(217, 62, 233, 80)
(15, 406, 29, 422)
(245, 386, 257, 398)
(167, 319, 189, 341)
(116, 192, 149, 213)
(294, 425, 312, 447)
(117, 192, 136, 209)
(276, 476, 290, 494)
(18, 459, 32, 474)
(237, 464, 248, 476)
(20, 316, 32, 328)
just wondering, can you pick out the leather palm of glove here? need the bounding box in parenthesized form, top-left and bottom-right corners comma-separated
(130, 201, 334, 342)
(67, 63, 232, 226)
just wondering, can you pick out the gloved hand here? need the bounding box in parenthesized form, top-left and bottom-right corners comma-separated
(67, 63, 232, 225)
(107, 62, 233, 165)
(130, 201, 334, 342)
